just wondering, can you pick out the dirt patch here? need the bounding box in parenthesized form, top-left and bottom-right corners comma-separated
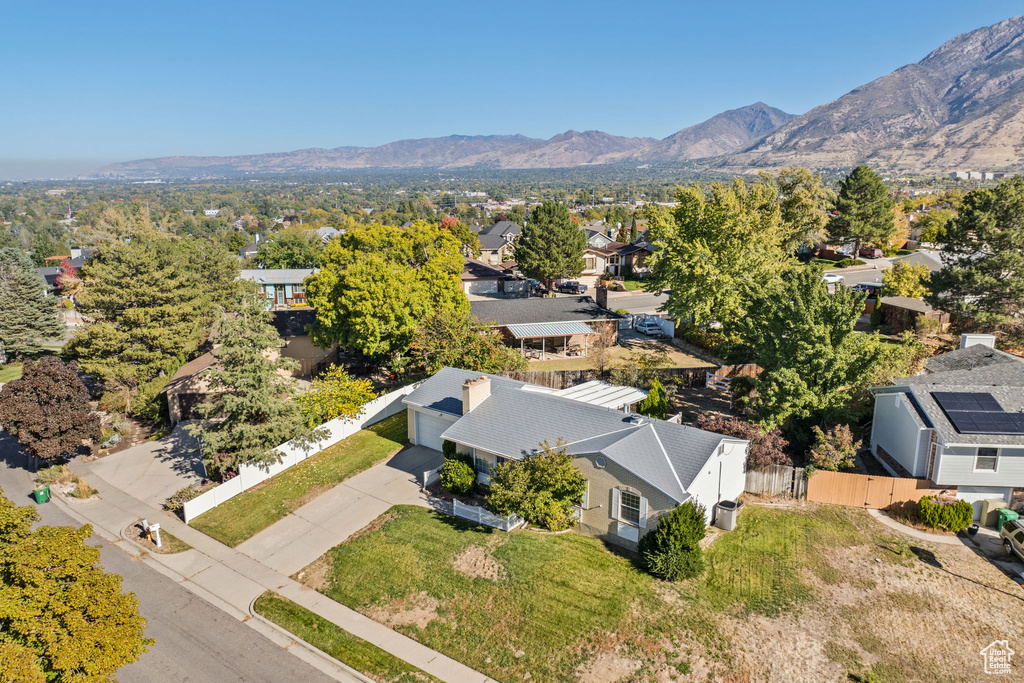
(294, 553, 335, 591)
(123, 520, 190, 554)
(366, 592, 440, 629)
(453, 545, 506, 581)
(575, 652, 643, 683)
(345, 510, 398, 543)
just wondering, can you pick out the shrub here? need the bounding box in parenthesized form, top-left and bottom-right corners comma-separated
(917, 495, 973, 531)
(164, 484, 203, 512)
(442, 439, 457, 459)
(638, 500, 707, 581)
(613, 308, 630, 316)
(112, 418, 134, 436)
(696, 413, 791, 469)
(869, 304, 884, 328)
(36, 464, 73, 487)
(636, 378, 667, 420)
(439, 458, 475, 495)
(68, 478, 97, 499)
(808, 424, 860, 471)
(130, 375, 171, 423)
(486, 440, 587, 531)
(832, 258, 866, 269)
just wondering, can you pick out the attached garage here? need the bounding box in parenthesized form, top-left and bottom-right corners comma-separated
(466, 279, 499, 295)
(413, 409, 456, 452)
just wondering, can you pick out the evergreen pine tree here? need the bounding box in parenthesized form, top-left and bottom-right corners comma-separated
(0, 248, 64, 363)
(828, 166, 895, 255)
(629, 216, 639, 243)
(514, 202, 586, 292)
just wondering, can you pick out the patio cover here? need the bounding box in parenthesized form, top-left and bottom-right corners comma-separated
(552, 380, 648, 410)
(506, 321, 597, 339)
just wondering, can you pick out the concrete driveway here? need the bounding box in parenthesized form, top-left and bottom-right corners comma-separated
(87, 423, 204, 510)
(236, 445, 444, 575)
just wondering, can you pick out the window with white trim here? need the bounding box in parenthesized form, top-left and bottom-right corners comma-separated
(619, 490, 641, 525)
(975, 447, 998, 472)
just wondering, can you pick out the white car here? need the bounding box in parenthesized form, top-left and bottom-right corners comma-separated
(635, 319, 668, 338)
(821, 273, 845, 285)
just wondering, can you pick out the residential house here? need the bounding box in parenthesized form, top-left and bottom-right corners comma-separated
(239, 269, 314, 309)
(402, 368, 749, 549)
(313, 226, 342, 244)
(870, 335, 1024, 519)
(461, 257, 527, 297)
(474, 220, 522, 265)
(270, 308, 337, 377)
(889, 250, 943, 273)
(239, 241, 259, 258)
(878, 296, 950, 332)
(35, 251, 88, 294)
(470, 296, 619, 360)
(162, 352, 218, 425)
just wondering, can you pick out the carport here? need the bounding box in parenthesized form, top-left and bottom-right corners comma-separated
(507, 321, 599, 360)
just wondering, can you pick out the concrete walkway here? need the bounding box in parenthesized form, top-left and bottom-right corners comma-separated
(867, 508, 964, 545)
(236, 446, 444, 575)
(67, 456, 495, 683)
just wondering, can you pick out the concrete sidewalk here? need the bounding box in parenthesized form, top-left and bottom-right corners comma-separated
(68, 457, 495, 683)
(236, 446, 443, 575)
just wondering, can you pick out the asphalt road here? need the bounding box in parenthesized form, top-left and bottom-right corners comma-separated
(607, 290, 669, 315)
(0, 433, 335, 683)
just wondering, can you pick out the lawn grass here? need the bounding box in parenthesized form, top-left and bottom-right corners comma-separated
(190, 411, 408, 547)
(309, 504, 878, 682)
(621, 279, 647, 291)
(254, 592, 440, 683)
(0, 362, 23, 384)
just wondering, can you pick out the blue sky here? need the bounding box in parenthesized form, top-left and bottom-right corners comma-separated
(1, 1, 1018, 175)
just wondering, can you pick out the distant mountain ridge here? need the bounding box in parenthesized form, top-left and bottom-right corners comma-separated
(94, 103, 791, 176)
(727, 15, 1024, 171)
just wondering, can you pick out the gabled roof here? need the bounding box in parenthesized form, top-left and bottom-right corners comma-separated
(403, 367, 530, 416)
(438, 386, 733, 503)
(161, 352, 217, 393)
(477, 221, 522, 250)
(890, 250, 942, 272)
(880, 296, 936, 314)
(925, 344, 1022, 374)
(462, 257, 508, 281)
(239, 268, 316, 285)
(471, 296, 617, 326)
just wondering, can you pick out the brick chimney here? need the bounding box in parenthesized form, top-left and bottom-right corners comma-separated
(595, 285, 609, 309)
(462, 376, 491, 415)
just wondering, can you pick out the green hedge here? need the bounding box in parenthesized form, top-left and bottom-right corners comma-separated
(917, 496, 973, 532)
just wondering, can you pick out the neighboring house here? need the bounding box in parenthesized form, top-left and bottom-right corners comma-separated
(584, 228, 616, 248)
(162, 352, 218, 425)
(239, 269, 315, 309)
(313, 226, 342, 244)
(878, 296, 950, 332)
(870, 335, 1024, 519)
(475, 220, 522, 265)
(402, 368, 749, 549)
(270, 308, 337, 377)
(461, 257, 528, 297)
(889, 250, 943, 273)
(470, 296, 619, 360)
(239, 242, 259, 258)
(35, 252, 88, 294)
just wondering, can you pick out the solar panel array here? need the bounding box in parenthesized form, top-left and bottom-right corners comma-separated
(931, 391, 1024, 435)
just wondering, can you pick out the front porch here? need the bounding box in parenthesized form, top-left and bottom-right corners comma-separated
(506, 321, 599, 361)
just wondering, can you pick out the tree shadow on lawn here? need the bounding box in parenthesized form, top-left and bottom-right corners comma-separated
(911, 545, 1024, 602)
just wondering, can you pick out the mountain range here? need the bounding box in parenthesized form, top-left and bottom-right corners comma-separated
(97, 15, 1024, 176)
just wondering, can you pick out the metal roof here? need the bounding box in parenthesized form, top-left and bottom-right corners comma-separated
(553, 380, 647, 409)
(506, 321, 598, 339)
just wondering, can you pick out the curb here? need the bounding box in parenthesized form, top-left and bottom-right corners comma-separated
(247, 595, 374, 683)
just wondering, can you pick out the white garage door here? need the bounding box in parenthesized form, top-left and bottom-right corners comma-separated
(414, 411, 450, 452)
(957, 486, 1012, 521)
(467, 280, 499, 295)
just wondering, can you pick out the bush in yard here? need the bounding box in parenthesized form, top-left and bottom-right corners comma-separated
(917, 496, 973, 532)
(439, 458, 475, 495)
(164, 484, 204, 512)
(486, 440, 587, 531)
(637, 378, 667, 420)
(297, 366, 377, 427)
(696, 412, 791, 469)
(638, 500, 707, 581)
(808, 424, 860, 471)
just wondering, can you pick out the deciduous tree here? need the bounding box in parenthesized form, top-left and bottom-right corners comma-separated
(647, 179, 791, 327)
(256, 231, 322, 269)
(486, 440, 587, 531)
(882, 261, 930, 299)
(0, 492, 152, 682)
(0, 248, 64, 363)
(409, 312, 526, 375)
(808, 424, 860, 471)
(514, 202, 586, 292)
(927, 177, 1024, 329)
(773, 166, 834, 251)
(0, 356, 100, 463)
(695, 412, 791, 469)
(297, 366, 376, 427)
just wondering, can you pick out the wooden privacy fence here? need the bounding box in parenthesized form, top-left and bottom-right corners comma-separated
(806, 470, 943, 509)
(745, 465, 807, 498)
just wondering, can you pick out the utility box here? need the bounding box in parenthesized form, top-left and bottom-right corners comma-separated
(980, 498, 1008, 528)
(715, 500, 743, 531)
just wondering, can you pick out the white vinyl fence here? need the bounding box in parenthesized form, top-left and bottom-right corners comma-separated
(452, 499, 524, 532)
(182, 383, 419, 523)
(422, 465, 441, 489)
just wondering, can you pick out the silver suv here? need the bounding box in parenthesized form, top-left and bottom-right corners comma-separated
(1000, 519, 1024, 561)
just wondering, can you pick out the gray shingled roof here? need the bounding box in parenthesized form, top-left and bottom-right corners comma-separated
(471, 296, 617, 326)
(239, 269, 316, 285)
(476, 221, 522, 250)
(403, 367, 530, 416)
(883, 345, 1024, 446)
(437, 385, 734, 502)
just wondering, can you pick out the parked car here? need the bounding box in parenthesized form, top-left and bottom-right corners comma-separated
(1000, 518, 1024, 561)
(525, 279, 547, 297)
(821, 273, 845, 285)
(557, 281, 587, 294)
(858, 246, 883, 259)
(635, 318, 668, 338)
(851, 282, 883, 298)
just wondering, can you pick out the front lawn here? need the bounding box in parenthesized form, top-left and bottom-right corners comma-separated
(254, 592, 440, 683)
(300, 503, 1021, 682)
(0, 362, 23, 384)
(190, 411, 408, 547)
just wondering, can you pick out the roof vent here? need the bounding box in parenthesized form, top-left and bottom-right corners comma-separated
(627, 414, 645, 425)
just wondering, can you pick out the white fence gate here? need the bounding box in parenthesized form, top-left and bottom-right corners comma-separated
(182, 383, 419, 523)
(452, 499, 524, 531)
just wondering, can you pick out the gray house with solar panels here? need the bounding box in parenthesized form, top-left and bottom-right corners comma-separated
(870, 334, 1024, 519)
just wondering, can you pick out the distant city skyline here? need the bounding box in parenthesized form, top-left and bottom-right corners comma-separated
(2, 2, 1019, 178)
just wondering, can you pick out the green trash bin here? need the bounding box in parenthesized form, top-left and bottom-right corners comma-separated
(997, 507, 1019, 528)
(32, 486, 51, 505)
